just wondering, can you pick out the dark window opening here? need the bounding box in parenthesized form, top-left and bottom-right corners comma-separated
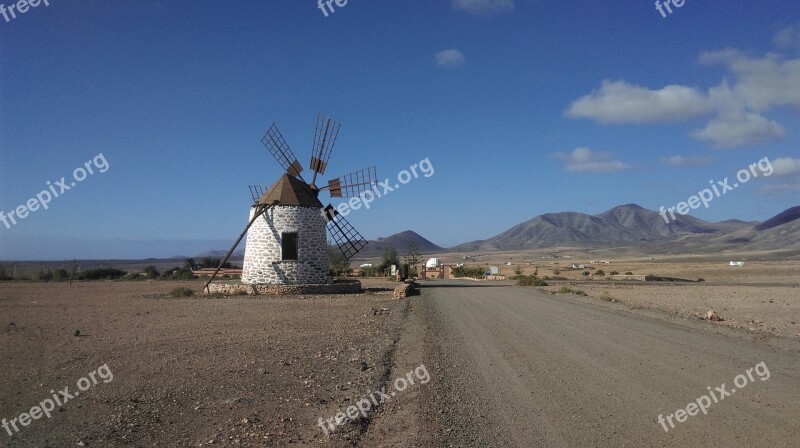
(281, 232, 298, 260)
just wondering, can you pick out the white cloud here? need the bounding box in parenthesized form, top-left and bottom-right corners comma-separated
(692, 111, 785, 147)
(660, 155, 715, 167)
(774, 24, 800, 49)
(452, 0, 514, 16)
(567, 50, 800, 148)
(565, 80, 713, 123)
(435, 49, 466, 68)
(770, 157, 800, 176)
(553, 147, 629, 173)
(700, 51, 800, 112)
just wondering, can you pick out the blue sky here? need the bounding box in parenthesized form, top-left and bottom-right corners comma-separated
(1, 0, 799, 260)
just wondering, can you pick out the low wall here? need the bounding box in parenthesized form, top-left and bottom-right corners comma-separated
(393, 281, 417, 299)
(206, 280, 362, 296)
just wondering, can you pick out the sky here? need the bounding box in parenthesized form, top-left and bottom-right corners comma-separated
(1, 0, 800, 260)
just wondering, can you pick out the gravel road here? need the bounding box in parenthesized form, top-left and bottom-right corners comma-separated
(415, 281, 800, 447)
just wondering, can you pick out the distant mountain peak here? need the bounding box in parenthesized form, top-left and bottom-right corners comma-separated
(755, 206, 800, 231)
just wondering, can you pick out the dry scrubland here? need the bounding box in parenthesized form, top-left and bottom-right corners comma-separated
(0, 280, 412, 447)
(1, 257, 798, 446)
(490, 257, 800, 339)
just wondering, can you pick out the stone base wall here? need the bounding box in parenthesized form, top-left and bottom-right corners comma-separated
(393, 281, 417, 299)
(206, 280, 362, 296)
(242, 205, 331, 285)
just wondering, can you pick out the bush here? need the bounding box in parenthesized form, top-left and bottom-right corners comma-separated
(124, 272, 143, 281)
(582, 271, 590, 277)
(170, 287, 194, 298)
(609, 271, 619, 276)
(600, 292, 613, 301)
(38, 269, 53, 282)
(52, 269, 70, 282)
(552, 268, 560, 275)
(697, 278, 705, 282)
(451, 266, 486, 279)
(625, 271, 633, 275)
(517, 275, 548, 287)
(77, 268, 128, 280)
(513, 265, 524, 275)
(144, 266, 160, 279)
(595, 270, 605, 276)
(360, 266, 381, 277)
(556, 286, 587, 296)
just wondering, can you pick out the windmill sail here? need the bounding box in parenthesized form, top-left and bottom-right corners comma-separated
(261, 124, 304, 178)
(310, 115, 341, 183)
(326, 166, 377, 198)
(324, 205, 368, 261)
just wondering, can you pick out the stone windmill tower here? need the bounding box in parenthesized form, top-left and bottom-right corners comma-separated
(204, 115, 376, 289)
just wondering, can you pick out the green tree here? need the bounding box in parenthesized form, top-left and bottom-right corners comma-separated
(52, 269, 70, 282)
(184, 258, 198, 271)
(144, 265, 160, 279)
(379, 246, 399, 275)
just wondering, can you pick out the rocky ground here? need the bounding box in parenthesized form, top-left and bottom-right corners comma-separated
(1, 265, 798, 447)
(0, 280, 408, 447)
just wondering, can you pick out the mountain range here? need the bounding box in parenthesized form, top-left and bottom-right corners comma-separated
(200, 204, 800, 258)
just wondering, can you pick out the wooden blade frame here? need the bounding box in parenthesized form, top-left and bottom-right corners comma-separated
(204, 204, 272, 292)
(310, 115, 340, 185)
(325, 166, 377, 198)
(261, 124, 304, 179)
(249, 185, 268, 203)
(325, 205, 368, 261)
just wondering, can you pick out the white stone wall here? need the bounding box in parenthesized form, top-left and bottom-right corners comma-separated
(242, 205, 331, 285)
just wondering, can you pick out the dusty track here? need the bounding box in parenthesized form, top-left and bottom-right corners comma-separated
(414, 280, 800, 447)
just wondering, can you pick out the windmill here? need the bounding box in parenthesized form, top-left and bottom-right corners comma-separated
(204, 115, 376, 290)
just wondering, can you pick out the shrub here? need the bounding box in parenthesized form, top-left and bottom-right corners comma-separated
(451, 266, 486, 279)
(697, 278, 705, 282)
(360, 266, 381, 277)
(595, 270, 605, 276)
(517, 275, 548, 287)
(38, 269, 53, 282)
(513, 265, 524, 275)
(77, 268, 128, 280)
(0, 265, 9, 281)
(556, 286, 587, 296)
(144, 266, 160, 279)
(625, 271, 633, 275)
(170, 287, 194, 298)
(600, 292, 613, 301)
(52, 269, 70, 282)
(552, 268, 560, 275)
(609, 271, 619, 276)
(582, 271, 590, 277)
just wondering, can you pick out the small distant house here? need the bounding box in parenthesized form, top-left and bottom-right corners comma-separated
(730, 261, 746, 267)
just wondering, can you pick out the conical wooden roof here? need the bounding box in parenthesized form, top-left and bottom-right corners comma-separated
(257, 174, 323, 207)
